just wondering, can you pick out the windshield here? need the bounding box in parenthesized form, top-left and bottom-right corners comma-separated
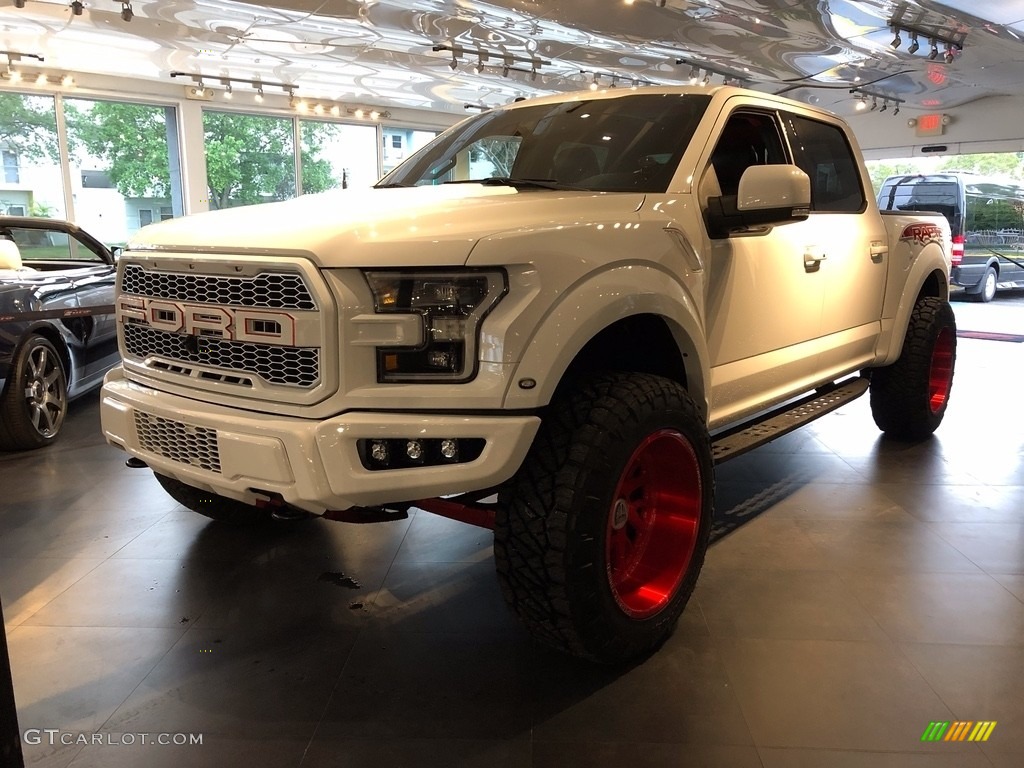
(378, 93, 711, 193)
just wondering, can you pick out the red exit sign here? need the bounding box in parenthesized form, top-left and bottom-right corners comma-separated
(916, 113, 946, 137)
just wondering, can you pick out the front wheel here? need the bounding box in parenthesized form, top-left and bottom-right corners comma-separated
(0, 335, 68, 451)
(495, 373, 713, 664)
(869, 296, 956, 440)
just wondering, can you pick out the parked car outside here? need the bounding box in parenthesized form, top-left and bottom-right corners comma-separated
(0, 216, 118, 450)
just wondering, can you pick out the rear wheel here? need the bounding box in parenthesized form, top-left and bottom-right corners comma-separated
(495, 372, 713, 664)
(154, 473, 275, 525)
(0, 335, 68, 451)
(870, 296, 956, 439)
(977, 266, 998, 303)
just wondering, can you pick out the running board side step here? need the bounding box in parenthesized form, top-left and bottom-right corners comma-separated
(711, 377, 869, 464)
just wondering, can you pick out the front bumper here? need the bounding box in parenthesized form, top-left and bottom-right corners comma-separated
(100, 368, 540, 514)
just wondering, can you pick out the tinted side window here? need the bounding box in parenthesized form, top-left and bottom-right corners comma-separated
(708, 112, 787, 196)
(782, 114, 865, 213)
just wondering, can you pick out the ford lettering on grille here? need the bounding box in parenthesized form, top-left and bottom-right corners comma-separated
(117, 296, 296, 345)
(116, 263, 326, 395)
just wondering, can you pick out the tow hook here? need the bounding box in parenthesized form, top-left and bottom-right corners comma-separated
(125, 457, 148, 468)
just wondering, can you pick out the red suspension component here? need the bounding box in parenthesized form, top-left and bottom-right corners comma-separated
(413, 497, 496, 529)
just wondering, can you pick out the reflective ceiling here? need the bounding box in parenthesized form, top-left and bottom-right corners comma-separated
(1, 0, 1024, 118)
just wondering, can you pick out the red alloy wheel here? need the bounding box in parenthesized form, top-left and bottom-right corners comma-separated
(605, 429, 703, 619)
(928, 327, 954, 414)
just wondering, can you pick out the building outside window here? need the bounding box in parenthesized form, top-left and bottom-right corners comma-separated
(64, 97, 183, 244)
(0, 92, 66, 219)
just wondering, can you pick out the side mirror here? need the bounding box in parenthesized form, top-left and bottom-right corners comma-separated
(706, 164, 811, 238)
(111, 246, 123, 261)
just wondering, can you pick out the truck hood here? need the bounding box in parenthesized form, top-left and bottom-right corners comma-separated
(127, 185, 647, 267)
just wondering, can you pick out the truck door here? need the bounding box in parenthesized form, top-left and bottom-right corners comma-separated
(699, 108, 826, 425)
(781, 112, 885, 377)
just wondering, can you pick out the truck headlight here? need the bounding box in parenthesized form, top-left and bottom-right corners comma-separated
(364, 269, 507, 382)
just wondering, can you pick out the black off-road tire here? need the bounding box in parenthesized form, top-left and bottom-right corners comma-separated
(495, 372, 713, 664)
(870, 296, 956, 440)
(0, 335, 68, 451)
(154, 472, 275, 525)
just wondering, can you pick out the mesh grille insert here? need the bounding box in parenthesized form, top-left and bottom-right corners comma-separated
(134, 411, 221, 473)
(124, 323, 320, 387)
(121, 264, 316, 310)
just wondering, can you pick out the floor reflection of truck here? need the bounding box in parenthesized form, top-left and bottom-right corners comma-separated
(877, 172, 1024, 301)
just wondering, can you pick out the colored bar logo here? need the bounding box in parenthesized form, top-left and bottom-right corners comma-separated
(921, 721, 996, 742)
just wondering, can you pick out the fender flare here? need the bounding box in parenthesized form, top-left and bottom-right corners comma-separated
(502, 263, 709, 417)
(879, 242, 950, 366)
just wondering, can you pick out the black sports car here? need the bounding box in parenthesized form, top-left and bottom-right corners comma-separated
(0, 216, 118, 450)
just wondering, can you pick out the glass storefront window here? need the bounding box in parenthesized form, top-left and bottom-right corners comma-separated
(0, 93, 66, 219)
(300, 120, 379, 190)
(63, 98, 183, 245)
(381, 128, 439, 175)
(203, 111, 296, 209)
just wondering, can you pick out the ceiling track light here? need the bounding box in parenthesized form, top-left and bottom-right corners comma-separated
(291, 96, 389, 120)
(432, 43, 550, 77)
(849, 87, 905, 117)
(14, 0, 26, 8)
(119, 2, 133, 22)
(170, 71, 295, 102)
(676, 57, 750, 88)
(580, 67, 655, 91)
(70, 1, 83, 15)
(0, 49, 46, 84)
(887, 11, 966, 63)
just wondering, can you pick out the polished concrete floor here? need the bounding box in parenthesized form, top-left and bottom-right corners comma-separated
(2, 292, 1023, 768)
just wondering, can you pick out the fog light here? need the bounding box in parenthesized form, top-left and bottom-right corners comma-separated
(370, 441, 389, 463)
(406, 440, 423, 460)
(440, 439, 458, 459)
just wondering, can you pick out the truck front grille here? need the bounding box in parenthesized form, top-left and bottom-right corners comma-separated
(134, 411, 221, 473)
(124, 323, 320, 387)
(121, 264, 315, 310)
(117, 258, 329, 401)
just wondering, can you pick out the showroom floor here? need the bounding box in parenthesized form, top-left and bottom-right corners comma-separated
(2, 293, 1023, 768)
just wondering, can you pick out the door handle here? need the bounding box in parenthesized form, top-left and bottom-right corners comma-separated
(804, 251, 826, 270)
(869, 242, 887, 263)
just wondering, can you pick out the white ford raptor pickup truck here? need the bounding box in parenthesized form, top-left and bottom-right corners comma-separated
(101, 86, 954, 663)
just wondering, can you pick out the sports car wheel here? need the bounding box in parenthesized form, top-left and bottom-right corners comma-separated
(0, 335, 68, 451)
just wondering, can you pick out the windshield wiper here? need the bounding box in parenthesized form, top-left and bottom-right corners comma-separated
(442, 177, 577, 190)
(374, 182, 412, 188)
